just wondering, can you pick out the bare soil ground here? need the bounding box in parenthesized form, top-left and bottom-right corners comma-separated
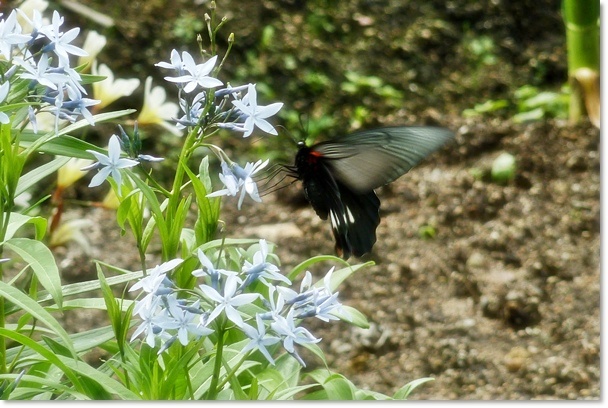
(53, 0, 599, 400)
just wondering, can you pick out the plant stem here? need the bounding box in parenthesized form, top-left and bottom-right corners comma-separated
(562, 0, 600, 124)
(207, 321, 225, 400)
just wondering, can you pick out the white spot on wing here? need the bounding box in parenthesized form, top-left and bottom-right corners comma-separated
(345, 206, 355, 224)
(329, 210, 340, 229)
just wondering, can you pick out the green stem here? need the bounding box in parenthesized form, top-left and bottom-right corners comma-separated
(562, 0, 599, 123)
(207, 322, 225, 400)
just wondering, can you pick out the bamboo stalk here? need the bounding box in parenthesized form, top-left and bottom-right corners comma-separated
(562, 0, 600, 128)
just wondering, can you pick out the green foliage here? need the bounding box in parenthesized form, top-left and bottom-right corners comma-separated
(463, 84, 569, 123)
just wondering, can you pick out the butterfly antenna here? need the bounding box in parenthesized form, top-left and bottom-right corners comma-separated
(276, 125, 301, 147)
(260, 174, 298, 197)
(257, 163, 299, 197)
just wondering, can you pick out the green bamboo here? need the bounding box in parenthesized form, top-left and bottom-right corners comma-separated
(562, 0, 600, 126)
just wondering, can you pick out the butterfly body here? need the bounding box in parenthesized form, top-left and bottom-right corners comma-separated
(292, 126, 454, 259)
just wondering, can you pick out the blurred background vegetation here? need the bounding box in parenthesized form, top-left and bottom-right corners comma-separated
(42, 0, 573, 165)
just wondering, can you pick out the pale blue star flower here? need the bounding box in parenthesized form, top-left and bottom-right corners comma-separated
(259, 285, 286, 321)
(166, 300, 214, 346)
(207, 161, 239, 198)
(241, 314, 280, 365)
(0, 11, 30, 59)
(192, 248, 238, 290)
(130, 258, 183, 294)
(62, 85, 100, 125)
(241, 239, 290, 288)
(82, 134, 139, 188)
(39, 10, 87, 67)
(164, 52, 223, 93)
(155, 49, 187, 76)
(130, 258, 183, 317)
(14, 55, 66, 90)
(199, 274, 259, 328)
(232, 84, 283, 137)
(175, 92, 206, 129)
(0, 81, 10, 124)
(276, 271, 315, 306)
(16, 9, 48, 43)
(270, 309, 320, 367)
(207, 159, 269, 210)
(214, 83, 250, 99)
(130, 296, 167, 347)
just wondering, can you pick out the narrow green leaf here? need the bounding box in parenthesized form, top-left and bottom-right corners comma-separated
(16, 156, 70, 196)
(321, 374, 356, 400)
(2, 212, 47, 241)
(55, 354, 139, 399)
(0, 328, 81, 388)
(287, 255, 356, 282)
(0, 282, 76, 358)
(393, 377, 434, 400)
(335, 305, 369, 329)
(0, 373, 90, 400)
(3, 238, 62, 308)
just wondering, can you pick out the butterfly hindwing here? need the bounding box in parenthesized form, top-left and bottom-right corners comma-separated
(329, 183, 380, 258)
(297, 154, 380, 259)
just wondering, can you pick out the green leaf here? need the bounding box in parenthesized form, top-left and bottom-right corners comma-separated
(0, 294, 75, 358)
(128, 175, 169, 254)
(183, 158, 219, 246)
(3, 238, 62, 308)
(0, 328, 83, 392)
(16, 133, 99, 159)
(54, 354, 139, 399)
(287, 255, 352, 282)
(335, 305, 369, 328)
(16, 156, 70, 196)
(393, 377, 434, 400)
(321, 373, 356, 400)
(353, 388, 392, 400)
(3, 212, 47, 241)
(314, 261, 374, 292)
(0, 373, 90, 400)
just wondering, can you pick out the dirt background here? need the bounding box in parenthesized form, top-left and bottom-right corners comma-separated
(45, 0, 600, 400)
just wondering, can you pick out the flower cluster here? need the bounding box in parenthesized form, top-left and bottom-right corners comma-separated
(0, 9, 98, 133)
(129, 240, 347, 366)
(155, 49, 283, 209)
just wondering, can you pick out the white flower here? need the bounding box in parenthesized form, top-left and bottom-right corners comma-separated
(0, 81, 10, 124)
(241, 314, 280, 365)
(199, 274, 259, 328)
(0, 10, 31, 59)
(163, 52, 223, 93)
(232, 84, 283, 137)
(207, 159, 269, 210)
(82, 134, 139, 188)
(39, 11, 87, 67)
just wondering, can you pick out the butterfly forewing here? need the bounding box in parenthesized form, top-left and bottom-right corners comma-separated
(313, 126, 454, 193)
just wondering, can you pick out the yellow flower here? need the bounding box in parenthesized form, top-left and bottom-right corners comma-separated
(101, 188, 120, 210)
(15, 0, 49, 31)
(57, 157, 94, 189)
(49, 219, 94, 255)
(137, 76, 181, 136)
(92, 62, 140, 110)
(78, 31, 107, 70)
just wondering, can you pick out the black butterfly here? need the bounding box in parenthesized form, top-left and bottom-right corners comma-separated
(286, 126, 454, 259)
